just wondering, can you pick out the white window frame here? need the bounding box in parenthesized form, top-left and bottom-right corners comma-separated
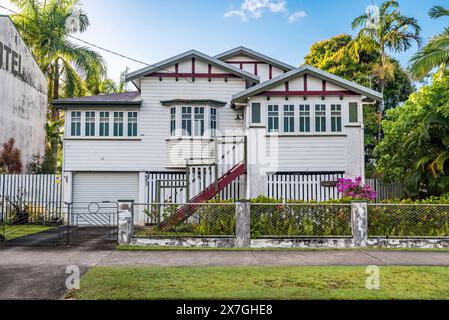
(85, 111, 96, 137)
(113, 111, 124, 137)
(99, 111, 110, 137)
(170, 107, 177, 137)
(170, 105, 217, 138)
(299, 104, 311, 134)
(283, 105, 295, 133)
(314, 104, 327, 134)
(181, 106, 193, 137)
(267, 105, 279, 133)
(70, 111, 82, 137)
(331, 104, 343, 133)
(194, 107, 205, 137)
(210, 107, 217, 137)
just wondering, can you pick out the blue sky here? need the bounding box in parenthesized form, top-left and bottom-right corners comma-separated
(1, 0, 448, 82)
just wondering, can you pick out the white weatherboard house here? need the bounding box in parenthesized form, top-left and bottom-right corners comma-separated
(53, 47, 382, 225)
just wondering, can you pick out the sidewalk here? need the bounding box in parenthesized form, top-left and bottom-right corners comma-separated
(100, 249, 449, 267)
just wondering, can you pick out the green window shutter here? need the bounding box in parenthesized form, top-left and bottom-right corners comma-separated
(349, 103, 359, 123)
(251, 103, 261, 124)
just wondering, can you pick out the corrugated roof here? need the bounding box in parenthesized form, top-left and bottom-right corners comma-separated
(125, 50, 260, 84)
(53, 91, 140, 104)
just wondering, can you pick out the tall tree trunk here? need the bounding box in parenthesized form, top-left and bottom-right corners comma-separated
(47, 61, 60, 173)
(377, 49, 386, 142)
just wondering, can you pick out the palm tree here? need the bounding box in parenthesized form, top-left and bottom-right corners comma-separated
(10, 0, 106, 172)
(409, 6, 449, 80)
(97, 68, 130, 95)
(351, 0, 421, 140)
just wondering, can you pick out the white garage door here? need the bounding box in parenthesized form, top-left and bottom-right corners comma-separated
(73, 172, 139, 204)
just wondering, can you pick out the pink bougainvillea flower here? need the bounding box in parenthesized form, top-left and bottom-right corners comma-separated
(336, 177, 377, 201)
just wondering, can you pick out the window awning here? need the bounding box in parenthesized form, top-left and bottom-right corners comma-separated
(161, 99, 227, 107)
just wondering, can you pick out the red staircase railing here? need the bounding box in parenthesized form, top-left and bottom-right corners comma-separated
(160, 162, 246, 230)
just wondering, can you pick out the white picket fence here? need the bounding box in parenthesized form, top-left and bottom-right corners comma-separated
(265, 172, 345, 202)
(0, 174, 64, 222)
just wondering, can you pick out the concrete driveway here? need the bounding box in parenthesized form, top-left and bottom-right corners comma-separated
(0, 247, 113, 300)
(1, 247, 449, 300)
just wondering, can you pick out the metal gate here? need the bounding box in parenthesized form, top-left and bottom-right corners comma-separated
(66, 202, 119, 246)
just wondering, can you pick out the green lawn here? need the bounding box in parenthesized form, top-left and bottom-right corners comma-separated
(69, 266, 449, 300)
(2, 225, 53, 241)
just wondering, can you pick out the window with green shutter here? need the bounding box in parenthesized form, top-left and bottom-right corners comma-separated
(251, 103, 261, 124)
(349, 102, 359, 123)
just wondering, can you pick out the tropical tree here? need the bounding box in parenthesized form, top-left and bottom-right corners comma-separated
(10, 0, 107, 172)
(304, 34, 415, 177)
(409, 6, 449, 80)
(375, 75, 449, 197)
(97, 68, 130, 95)
(351, 0, 421, 140)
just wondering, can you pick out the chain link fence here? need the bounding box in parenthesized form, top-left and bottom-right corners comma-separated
(129, 202, 449, 241)
(133, 203, 236, 237)
(368, 204, 449, 237)
(250, 203, 352, 238)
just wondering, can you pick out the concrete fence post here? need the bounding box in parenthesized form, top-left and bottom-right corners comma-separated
(118, 200, 134, 245)
(351, 201, 368, 247)
(235, 200, 251, 248)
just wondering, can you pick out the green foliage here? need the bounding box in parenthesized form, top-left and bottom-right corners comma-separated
(250, 202, 352, 238)
(304, 34, 414, 110)
(97, 68, 130, 95)
(368, 205, 449, 237)
(375, 75, 449, 196)
(409, 6, 449, 80)
(304, 34, 415, 178)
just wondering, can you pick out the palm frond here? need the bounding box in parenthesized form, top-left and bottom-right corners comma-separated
(429, 6, 449, 19)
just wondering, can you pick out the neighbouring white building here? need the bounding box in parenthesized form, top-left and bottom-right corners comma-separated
(53, 47, 382, 224)
(0, 15, 47, 169)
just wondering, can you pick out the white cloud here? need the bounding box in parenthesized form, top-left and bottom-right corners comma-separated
(225, 0, 288, 21)
(288, 11, 307, 23)
(224, 9, 249, 21)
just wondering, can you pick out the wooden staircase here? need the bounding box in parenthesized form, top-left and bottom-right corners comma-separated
(160, 162, 246, 230)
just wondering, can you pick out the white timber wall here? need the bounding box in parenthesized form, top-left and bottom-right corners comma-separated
(0, 16, 47, 168)
(63, 65, 247, 172)
(244, 72, 365, 183)
(247, 95, 364, 178)
(224, 55, 286, 82)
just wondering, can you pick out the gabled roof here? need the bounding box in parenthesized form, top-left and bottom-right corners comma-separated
(214, 46, 296, 71)
(125, 49, 260, 86)
(52, 91, 141, 108)
(232, 65, 383, 104)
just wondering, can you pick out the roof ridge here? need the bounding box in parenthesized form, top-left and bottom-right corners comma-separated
(214, 46, 296, 71)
